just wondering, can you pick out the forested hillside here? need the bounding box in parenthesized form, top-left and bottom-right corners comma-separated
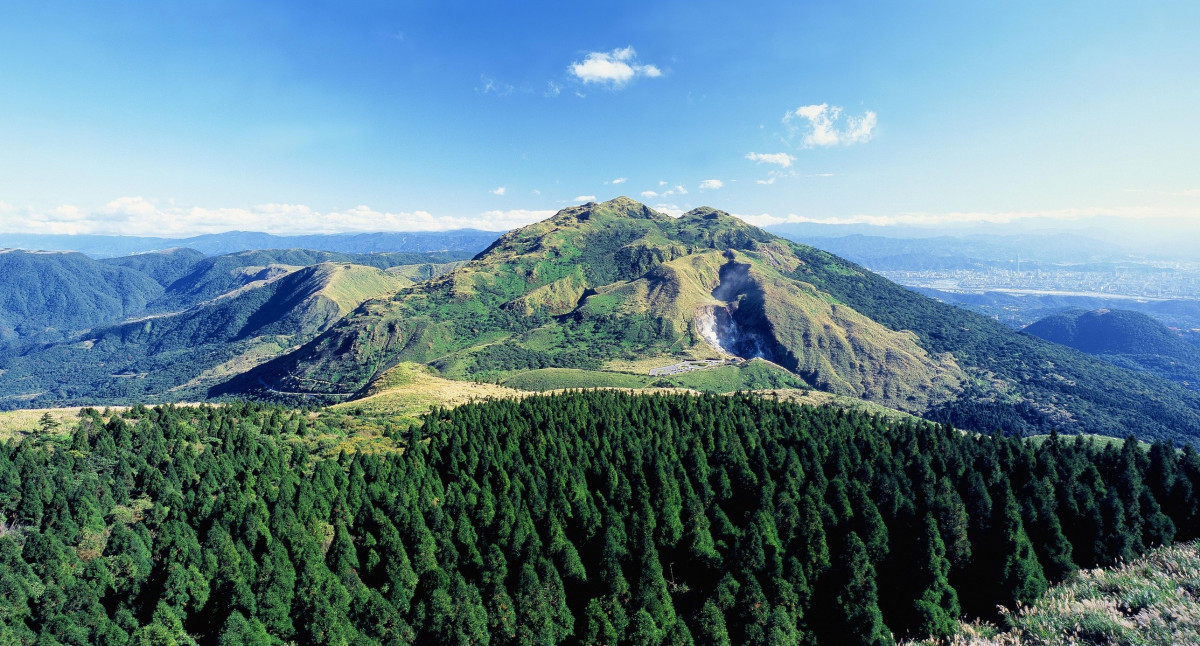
(2, 392, 1196, 645)
(0, 264, 414, 405)
(0, 250, 165, 348)
(99, 249, 207, 288)
(0, 247, 469, 354)
(1025, 308, 1200, 390)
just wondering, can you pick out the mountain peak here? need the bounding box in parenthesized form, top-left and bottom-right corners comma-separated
(548, 196, 670, 224)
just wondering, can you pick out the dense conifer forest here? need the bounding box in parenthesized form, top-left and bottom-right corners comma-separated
(1, 392, 1197, 645)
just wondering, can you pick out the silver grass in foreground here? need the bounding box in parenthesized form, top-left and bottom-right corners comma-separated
(906, 541, 1200, 645)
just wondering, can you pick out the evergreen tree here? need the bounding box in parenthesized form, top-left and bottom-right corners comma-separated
(910, 514, 960, 639)
(826, 532, 893, 646)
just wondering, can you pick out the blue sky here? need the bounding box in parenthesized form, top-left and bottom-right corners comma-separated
(1, 1, 1198, 237)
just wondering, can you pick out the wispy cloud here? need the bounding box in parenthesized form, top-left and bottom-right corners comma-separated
(0, 196, 555, 235)
(699, 179, 724, 190)
(745, 152, 795, 168)
(607, 177, 628, 185)
(573, 195, 597, 202)
(478, 75, 514, 96)
(491, 187, 507, 196)
(783, 103, 877, 147)
(569, 46, 662, 88)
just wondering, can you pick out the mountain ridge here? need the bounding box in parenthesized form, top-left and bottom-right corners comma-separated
(219, 197, 1200, 443)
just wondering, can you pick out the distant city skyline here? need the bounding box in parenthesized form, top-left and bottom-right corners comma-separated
(1, 1, 1197, 245)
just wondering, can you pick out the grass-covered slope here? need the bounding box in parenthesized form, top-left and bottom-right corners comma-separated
(1025, 308, 1200, 390)
(224, 199, 961, 412)
(0, 263, 410, 406)
(148, 248, 466, 312)
(223, 198, 1200, 443)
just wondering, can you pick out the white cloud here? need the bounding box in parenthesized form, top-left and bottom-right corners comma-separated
(608, 177, 628, 185)
(731, 213, 780, 227)
(1177, 188, 1200, 196)
(783, 103, 877, 147)
(545, 81, 562, 98)
(699, 179, 724, 190)
(641, 184, 687, 199)
(573, 195, 597, 202)
(569, 46, 662, 88)
(491, 187, 507, 196)
(745, 152, 795, 168)
(474, 209, 559, 230)
(0, 197, 558, 235)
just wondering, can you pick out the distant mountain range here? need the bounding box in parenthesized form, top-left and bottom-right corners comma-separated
(765, 230, 1143, 269)
(0, 229, 500, 258)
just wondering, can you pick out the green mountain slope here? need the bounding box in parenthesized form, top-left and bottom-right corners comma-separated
(0, 249, 165, 348)
(1025, 308, 1200, 390)
(0, 263, 411, 405)
(222, 199, 960, 411)
(148, 248, 469, 312)
(222, 198, 1200, 443)
(99, 247, 206, 287)
(0, 247, 464, 353)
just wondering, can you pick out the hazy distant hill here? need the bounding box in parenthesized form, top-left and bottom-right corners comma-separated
(769, 231, 1136, 269)
(917, 288, 1200, 330)
(1025, 308, 1200, 390)
(0, 229, 500, 258)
